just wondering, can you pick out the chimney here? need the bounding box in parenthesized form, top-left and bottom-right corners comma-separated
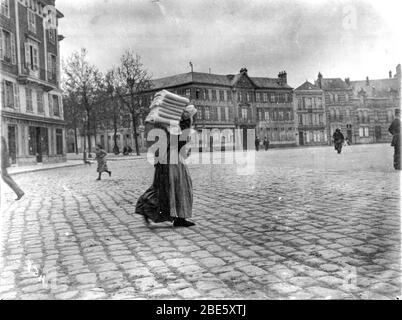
(396, 64, 401, 79)
(366, 76, 369, 86)
(389, 70, 392, 78)
(240, 67, 248, 75)
(278, 71, 287, 85)
(345, 77, 350, 86)
(317, 72, 323, 88)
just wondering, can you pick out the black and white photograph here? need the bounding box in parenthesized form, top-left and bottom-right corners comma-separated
(0, 0, 401, 305)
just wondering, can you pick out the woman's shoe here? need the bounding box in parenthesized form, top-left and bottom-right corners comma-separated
(15, 192, 24, 201)
(173, 218, 195, 227)
(143, 215, 150, 225)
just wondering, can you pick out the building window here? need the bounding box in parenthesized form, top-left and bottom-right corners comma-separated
(2, 80, 15, 108)
(319, 114, 323, 124)
(219, 90, 224, 101)
(26, 88, 33, 112)
(185, 89, 190, 98)
(264, 111, 269, 121)
(258, 109, 262, 120)
(25, 41, 39, 72)
(359, 127, 369, 137)
(227, 90, 231, 100)
(197, 107, 202, 120)
(241, 108, 247, 119)
(195, 89, 200, 99)
(0, 0, 9, 17)
(363, 110, 369, 123)
(28, 9, 36, 33)
(335, 109, 340, 120)
(256, 92, 260, 102)
(387, 110, 393, 122)
(47, 53, 57, 80)
(0, 28, 16, 64)
(37, 90, 44, 113)
(211, 89, 217, 101)
(204, 107, 210, 120)
(225, 107, 229, 121)
(263, 93, 268, 102)
(56, 129, 63, 155)
(246, 92, 250, 102)
(48, 28, 56, 44)
(204, 89, 209, 100)
(316, 97, 322, 108)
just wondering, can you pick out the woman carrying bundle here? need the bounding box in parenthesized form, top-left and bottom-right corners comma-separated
(135, 105, 197, 228)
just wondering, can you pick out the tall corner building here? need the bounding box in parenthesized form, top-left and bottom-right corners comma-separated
(0, 0, 65, 166)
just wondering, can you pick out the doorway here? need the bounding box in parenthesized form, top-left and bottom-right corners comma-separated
(35, 127, 42, 162)
(346, 124, 353, 143)
(7, 126, 17, 164)
(374, 126, 381, 142)
(299, 131, 304, 145)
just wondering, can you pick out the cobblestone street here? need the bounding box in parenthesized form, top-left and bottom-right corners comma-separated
(0, 143, 400, 300)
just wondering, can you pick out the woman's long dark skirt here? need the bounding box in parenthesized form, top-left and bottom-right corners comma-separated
(135, 163, 173, 223)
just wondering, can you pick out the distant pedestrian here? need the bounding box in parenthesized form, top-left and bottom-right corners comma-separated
(388, 109, 401, 170)
(255, 136, 260, 151)
(94, 144, 111, 180)
(263, 137, 269, 151)
(1, 136, 24, 200)
(332, 128, 345, 154)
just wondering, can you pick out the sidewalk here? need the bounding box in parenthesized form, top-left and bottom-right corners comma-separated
(8, 153, 146, 175)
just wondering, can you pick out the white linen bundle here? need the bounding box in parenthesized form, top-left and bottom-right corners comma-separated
(145, 90, 189, 126)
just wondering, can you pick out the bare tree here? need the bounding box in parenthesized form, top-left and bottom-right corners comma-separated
(63, 91, 84, 154)
(104, 69, 125, 154)
(63, 48, 103, 157)
(114, 50, 152, 156)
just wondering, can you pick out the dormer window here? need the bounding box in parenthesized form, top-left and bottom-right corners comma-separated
(0, 0, 10, 18)
(28, 9, 36, 33)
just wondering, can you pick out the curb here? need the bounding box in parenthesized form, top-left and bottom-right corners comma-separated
(8, 156, 147, 176)
(9, 162, 85, 176)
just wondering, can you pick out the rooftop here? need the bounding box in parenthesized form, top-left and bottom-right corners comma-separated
(150, 71, 293, 90)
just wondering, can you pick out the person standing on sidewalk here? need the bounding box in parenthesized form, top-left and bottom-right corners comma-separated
(1, 136, 24, 200)
(94, 144, 112, 180)
(388, 109, 401, 170)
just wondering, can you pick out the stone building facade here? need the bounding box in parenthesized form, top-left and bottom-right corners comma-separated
(0, 0, 65, 165)
(294, 81, 327, 146)
(348, 64, 401, 144)
(148, 68, 295, 149)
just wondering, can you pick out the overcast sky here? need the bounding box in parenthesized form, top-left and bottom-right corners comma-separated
(58, 0, 402, 88)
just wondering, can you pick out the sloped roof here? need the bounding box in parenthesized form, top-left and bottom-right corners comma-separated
(295, 81, 322, 91)
(150, 71, 292, 90)
(318, 78, 350, 90)
(349, 77, 400, 98)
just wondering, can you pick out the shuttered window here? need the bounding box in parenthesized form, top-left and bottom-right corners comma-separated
(26, 88, 33, 111)
(0, 29, 16, 64)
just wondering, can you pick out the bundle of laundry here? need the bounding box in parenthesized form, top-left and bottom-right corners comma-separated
(145, 90, 190, 127)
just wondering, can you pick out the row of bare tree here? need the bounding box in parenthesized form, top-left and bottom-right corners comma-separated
(62, 48, 152, 157)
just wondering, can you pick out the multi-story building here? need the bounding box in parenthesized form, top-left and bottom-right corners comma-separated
(348, 64, 401, 144)
(149, 68, 295, 149)
(294, 81, 327, 146)
(315, 73, 355, 143)
(0, 0, 65, 165)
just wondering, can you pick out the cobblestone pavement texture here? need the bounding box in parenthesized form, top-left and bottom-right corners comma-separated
(0, 144, 400, 300)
